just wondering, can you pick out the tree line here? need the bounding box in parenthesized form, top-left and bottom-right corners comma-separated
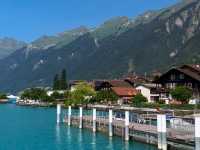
(20, 81, 119, 106)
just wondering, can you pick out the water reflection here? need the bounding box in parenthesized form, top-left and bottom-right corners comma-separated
(124, 141, 129, 150)
(108, 137, 114, 150)
(66, 126, 72, 149)
(92, 133, 96, 150)
(78, 129, 83, 150)
(55, 125, 61, 144)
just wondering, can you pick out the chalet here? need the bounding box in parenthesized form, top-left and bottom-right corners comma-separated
(136, 84, 170, 103)
(155, 64, 200, 98)
(123, 74, 151, 87)
(92, 80, 106, 91)
(96, 80, 134, 91)
(94, 80, 138, 104)
(111, 87, 139, 104)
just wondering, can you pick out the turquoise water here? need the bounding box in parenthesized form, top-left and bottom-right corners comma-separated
(0, 104, 157, 150)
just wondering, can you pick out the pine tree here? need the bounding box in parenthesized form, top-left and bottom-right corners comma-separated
(53, 74, 60, 90)
(60, 69, 67, 90)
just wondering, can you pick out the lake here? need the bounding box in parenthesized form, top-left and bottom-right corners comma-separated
(0, 104, 157, 150)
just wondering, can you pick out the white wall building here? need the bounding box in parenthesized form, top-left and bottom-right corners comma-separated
(136, 85, 153, 103)
(47, 90, 65, 96)
(136, 84, 169, 103)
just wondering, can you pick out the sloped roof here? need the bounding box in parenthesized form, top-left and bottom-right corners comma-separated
(154, 64, 200, 83)
(109, 80, 133, 88)
(136, 84, 169, 93)
(111, 87, 139, 97)
(124, 74, 151, 83)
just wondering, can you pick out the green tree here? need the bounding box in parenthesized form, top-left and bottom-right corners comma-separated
(53, 69, 68, 90)
(0, 93, 7, 99)
(132, 94, 148, 106)
(170, 86, 192, 103)
(60, 69, 67, 90)
(53, 74, 60, 90)
(70, 82, 96, 105)
(21, 88, 52, 102)
(94, 90, 118, 103)
(64, 91, 73, 106)
(64, 91, 71, 99)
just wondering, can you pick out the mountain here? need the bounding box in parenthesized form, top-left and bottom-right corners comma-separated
(1, 0, 200, 92)
(91, 16, 131, 39)
(0, 37, 26, 59)
(30, 26, 90, 50)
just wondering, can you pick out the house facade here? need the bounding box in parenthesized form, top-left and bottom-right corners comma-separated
(111, 87, 139, 104)
(155, 64, 200, 98)
(94, 80, 138, 104)
(136, 84, 169, 103)
(95, 80, 134, 91)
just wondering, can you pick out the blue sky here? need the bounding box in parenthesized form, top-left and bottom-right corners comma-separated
(0, 0, 180, 42)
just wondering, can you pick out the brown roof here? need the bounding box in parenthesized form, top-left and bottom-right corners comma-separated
(186, 64, 200, 72)
(124, 74, 151, 83)
(111, 87, 139, 97)
(178, 64, 200, 82)
(155, 64, 200, 83)
(109, 80, 133, 88)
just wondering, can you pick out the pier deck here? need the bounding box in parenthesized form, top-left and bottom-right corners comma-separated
(64, 115, 194, 142)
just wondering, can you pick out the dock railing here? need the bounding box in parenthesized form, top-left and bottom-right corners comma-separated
(59, 105, 198, 150)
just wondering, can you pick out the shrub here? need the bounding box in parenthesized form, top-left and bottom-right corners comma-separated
(94, 90, 118, 103)
(70, 82, 96, 105)
(132, 94, 148, 106)
(170, 86, 192, 103)
(0, 93, 7, 99)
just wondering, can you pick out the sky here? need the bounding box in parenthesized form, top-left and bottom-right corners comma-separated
(0, 0, 180, 42)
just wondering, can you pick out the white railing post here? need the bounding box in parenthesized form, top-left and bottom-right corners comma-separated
(93, 108, 96, 132)
(57, 104, 61, 124)
(195, 115, 200, 150)
(157, 114, 167, 150)
(68, 106, 71, 126)
(125, 111, 129, 141)
(109, 109, 113, 137)
(79, 107, 83, 129)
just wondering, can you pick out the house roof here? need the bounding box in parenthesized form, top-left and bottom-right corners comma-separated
(155, 64, 200, 83)
(187, 64, 200, 72)
(136, 84, 169, 93)
(93, 80, 105, 87)
(109, 80, 133, 88)
(111, 87, 139, 97)
(136, 83, 158, 89)
(179, 64, 200, 81)
(123, 74, 151, 83)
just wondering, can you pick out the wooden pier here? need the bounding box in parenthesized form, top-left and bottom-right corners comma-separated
(58, 105, 196, 150)
(63, 115, 194, 149)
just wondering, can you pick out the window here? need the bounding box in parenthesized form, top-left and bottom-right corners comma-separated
(170, 74, 176, 81)
(180, 74, 184, 79)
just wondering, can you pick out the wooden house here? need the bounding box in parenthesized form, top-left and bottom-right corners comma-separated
(155, 64, 200, 98)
